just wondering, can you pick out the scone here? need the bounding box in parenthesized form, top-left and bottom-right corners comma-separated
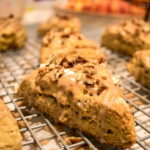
(40, 30, 103, 63)
(101, 19, 150, 55)
(0, 15, 27, 51)
(18, 53, 136, 149)
(38, 14, 81, 37)
(127, 50, 150, 89)
(0, 100, 22, 150)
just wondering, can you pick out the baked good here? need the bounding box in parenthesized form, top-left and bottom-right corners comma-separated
(38, 14, 81, 37)
(127, 50, 150, 89)
(40, 30, 103, 63)
(0, 100, 22, 150)
(18, 53, 136, 148)
(101, 19, 150, 55)
(0, 15, 27, 51)
(66, 0, 145, 16)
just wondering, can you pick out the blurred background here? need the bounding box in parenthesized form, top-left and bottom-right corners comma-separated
(0, 0, 149, 24)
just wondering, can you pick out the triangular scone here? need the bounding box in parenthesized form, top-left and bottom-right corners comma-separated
(0, 15, 27, 51)
(40, 30, 102, 63)
(18, 54, 136, 149)
(127, 50, 150, 89)
(0, 100, 22, 150)
(38, 14, 81, 37)
(101, 19, 150, 55)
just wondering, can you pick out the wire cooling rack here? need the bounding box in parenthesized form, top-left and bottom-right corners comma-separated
(0, 35, 150, 150)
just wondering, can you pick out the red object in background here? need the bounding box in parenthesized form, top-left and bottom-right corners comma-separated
(66, 0, 146, 16)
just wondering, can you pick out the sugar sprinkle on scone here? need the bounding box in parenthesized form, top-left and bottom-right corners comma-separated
(18, 52, 136, 149)
(127, 50, 150, 89)
(101, 19, 150, 55)
(0, 15, 27, 51)
(38, 13, 81, 37)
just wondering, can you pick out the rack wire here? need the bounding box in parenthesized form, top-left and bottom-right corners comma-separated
(0, 36, 150, 150)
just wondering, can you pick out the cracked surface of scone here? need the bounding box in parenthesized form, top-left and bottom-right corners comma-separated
(40, 30, 103, 63)
(0, 100, 22, 150)
(18, 53, 136, 149)
(127, 50, 150, 89)
(0, 15, 27, 51)
(101, 19, 150, 55)
(38, 14, 81, 37)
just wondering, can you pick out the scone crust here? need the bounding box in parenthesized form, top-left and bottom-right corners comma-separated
(0, 15, 27, 51)
(127, 50, 150, 89)
(101, 19, 150, 55)
(0, 100, 22, 150)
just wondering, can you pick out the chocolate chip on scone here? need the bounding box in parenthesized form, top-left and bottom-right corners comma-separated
(38, 14, 81, 37)
(127, 50, 150, 89)
(0, 15, 27, 51)
(101, 19, 150, 55)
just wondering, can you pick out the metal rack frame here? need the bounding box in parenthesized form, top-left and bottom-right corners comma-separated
(0, 39, 150, 150)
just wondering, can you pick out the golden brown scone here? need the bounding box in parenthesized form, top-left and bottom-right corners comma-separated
(0, 100, 22, 150)
(38, 14, 81, 37)
(0, 15, 27, 51)
(101, 19, 150, 55)
(0, 55, 2, 63)
(40, 30, 103, 63)
(127, 50, 150, 89)
(18, 53, 136, 149)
